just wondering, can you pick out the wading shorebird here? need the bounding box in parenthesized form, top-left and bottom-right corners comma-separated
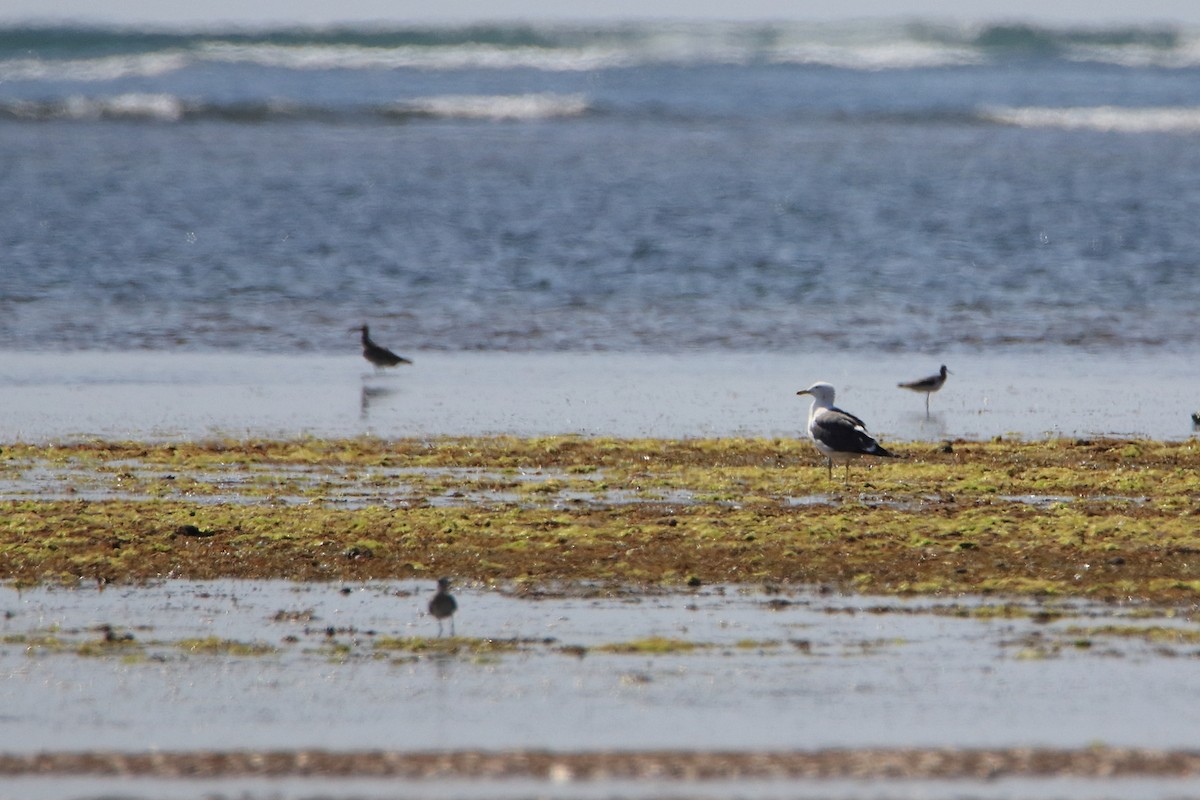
(796, 382, 898, 482)
(356, 324, 412, 369)
(898, 365, 950, 417)
(428, 577, 457, 637)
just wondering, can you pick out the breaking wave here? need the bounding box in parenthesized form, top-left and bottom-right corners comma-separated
(3, 21, 1200, 80)
(393, 93, 589, 120)
(983, 105, 1200, 133)
(0, 91, 591, 123)
(0, 92, 186, 121)
(0, 51, 189, 82)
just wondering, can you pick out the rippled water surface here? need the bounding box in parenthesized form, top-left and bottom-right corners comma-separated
(2, 22, 1200, 355)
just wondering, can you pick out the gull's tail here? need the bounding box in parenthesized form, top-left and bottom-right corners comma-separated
(869, 442, 901, 458)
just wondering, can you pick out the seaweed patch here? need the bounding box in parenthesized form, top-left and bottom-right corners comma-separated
(0, 436, 1197, 602)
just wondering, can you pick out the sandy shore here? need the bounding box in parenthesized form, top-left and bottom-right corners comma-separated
(4, 747, 1200, 779)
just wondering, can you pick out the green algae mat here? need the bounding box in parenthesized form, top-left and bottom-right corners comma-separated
(1, 436, 1198, 602)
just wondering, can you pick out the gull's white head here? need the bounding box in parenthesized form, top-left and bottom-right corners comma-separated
(796, 382, 836, 408)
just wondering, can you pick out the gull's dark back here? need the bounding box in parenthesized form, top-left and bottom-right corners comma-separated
(812, 409, 893, 457)
(829, 405, 867, 430)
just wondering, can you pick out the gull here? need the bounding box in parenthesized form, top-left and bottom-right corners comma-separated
(796, 382, 897, 481)
(898, 365, 950, 417)
(428, 577, 457, 637)
(356, 324, 412, 369)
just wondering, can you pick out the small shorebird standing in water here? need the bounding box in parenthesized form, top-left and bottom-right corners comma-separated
(898, 365, 950, 417)
(796, 382, 898, 482)
(428, 577, 457, 637)
(356, 324, 412, 369)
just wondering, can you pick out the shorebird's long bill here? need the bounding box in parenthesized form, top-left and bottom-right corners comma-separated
(795, 389, 810, 396)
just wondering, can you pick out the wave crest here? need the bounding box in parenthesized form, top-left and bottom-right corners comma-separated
(983, 105, 1200, 133)
(4, 21, 1199, 77)
(0, 92, 589, 123)
(0, 51, 188, 81)
(395, 93, 589, 120)
(1, 93, 185, 121)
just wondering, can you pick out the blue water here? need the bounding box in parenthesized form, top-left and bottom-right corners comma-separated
(2, 21, 1200, 354)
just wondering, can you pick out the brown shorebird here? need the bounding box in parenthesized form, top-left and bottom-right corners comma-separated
(796, 382, 898, 482)
(357, 325, 412, 369)
(428, 577, 457, 637)
(898, 365, 950, 417)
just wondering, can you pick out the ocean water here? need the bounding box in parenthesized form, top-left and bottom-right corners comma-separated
(2, 20, 1200, 357)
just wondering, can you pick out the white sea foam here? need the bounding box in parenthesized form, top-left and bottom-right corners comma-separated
(1063, 32, 1200, 68)
(764, 24, 981, 70)
(983, 105, 1200, 133)
(398, 93, 589, 120)
(60, 93, 186, 122)
(0, 91, 587, 123)
(5, 23, 1199, 80)
(191, 24, 985, 72)
(770, 40, 980, 70)
(0, 52, 188, 82)
(196, 41, 637, 72)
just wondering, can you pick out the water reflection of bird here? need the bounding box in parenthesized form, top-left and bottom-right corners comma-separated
(796, 382, 897, 482)
(359, 384, 398, 419)
(898, 365, 950, 417)
(428, 577, 457, 637)
(357, 325, 411, 368)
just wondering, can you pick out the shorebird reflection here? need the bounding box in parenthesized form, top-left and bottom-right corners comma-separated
(360, 383, 399, 419)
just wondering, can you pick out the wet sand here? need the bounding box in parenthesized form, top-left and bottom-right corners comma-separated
(1, 349, 1197, 443)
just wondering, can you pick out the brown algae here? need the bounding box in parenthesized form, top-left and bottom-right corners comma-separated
(0, 436, 1198, 602)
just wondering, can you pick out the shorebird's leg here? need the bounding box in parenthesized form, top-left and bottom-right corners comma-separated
(826, 458, 833, 480)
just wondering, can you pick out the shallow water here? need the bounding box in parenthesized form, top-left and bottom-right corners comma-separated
(1, 581, 1198, 755)
(0, 349, 1197, 443)
(4, 581, 1200, 799)
(7, 775, 1200, 800)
